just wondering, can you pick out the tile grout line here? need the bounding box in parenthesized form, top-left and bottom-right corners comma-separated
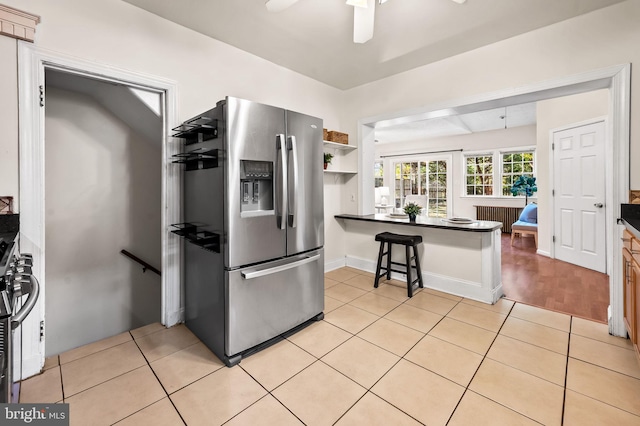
(317, 354, 420, 425)
(327, 272, 508, 424)
(228, 366, 307, 426)
(57, 356, 66, 403)
(325, 286, 509, 425)
(442, 300, 518, 425)
(567, 356, 640, 381)
(237, 293, 382, 425)
(570, 331, 636, 351)
(560, 317, 573, 425)
(49, 267, 626, 424)
(128, 330, 189, 426)
(564, 326, 640, 407)
(60, 331, 185, 424)
(274, 278, 442, 424)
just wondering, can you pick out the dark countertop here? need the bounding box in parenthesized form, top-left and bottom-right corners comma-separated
(621, 219, 640, 241)
(0, 233, 17, 242)
(621, 204, 640, 240)
(0, 214, 19, 242)
(335, 214, 502, 232)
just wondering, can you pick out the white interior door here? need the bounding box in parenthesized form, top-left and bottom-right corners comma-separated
(553, 121, 606, 273)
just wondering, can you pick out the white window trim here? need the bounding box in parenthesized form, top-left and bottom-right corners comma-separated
(499, 146, 537, 197)
(383, 153, 453, 217)
(460, 146, 537, 198)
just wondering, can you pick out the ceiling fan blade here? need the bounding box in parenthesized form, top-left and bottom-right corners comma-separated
(353, 0, 375, 43)
(265, 0, 300, 12)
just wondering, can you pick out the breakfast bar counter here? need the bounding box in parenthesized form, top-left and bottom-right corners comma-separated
(335, 214, 502, 232)
(335, 214, 503, 304)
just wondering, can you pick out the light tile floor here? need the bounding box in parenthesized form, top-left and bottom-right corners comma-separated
(20, 267, 640, 425)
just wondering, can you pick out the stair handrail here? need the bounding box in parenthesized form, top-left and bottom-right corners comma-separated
(120, 249, 161, 276)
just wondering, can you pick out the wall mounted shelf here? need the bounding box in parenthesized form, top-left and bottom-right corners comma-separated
(324, 170, 357, 174)
(323, 140, 358, 176)
(323, 140, 357, 151)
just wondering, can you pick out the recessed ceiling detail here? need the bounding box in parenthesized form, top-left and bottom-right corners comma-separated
(267, 0, 466, 44)
(122, 0, 625, 89)
(374, 103, 536, 144)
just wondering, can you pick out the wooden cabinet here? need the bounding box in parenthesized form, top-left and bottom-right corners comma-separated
(622, 228, 640, 360)
(623, 247, 635, 340)
(636, 263, 640, 356)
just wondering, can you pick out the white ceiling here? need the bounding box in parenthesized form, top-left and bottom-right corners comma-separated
(375, 102, 537, 144)
(122, 0, 624, 90)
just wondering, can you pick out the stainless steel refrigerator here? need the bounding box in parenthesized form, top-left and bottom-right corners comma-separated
(172, 97, 324, 366)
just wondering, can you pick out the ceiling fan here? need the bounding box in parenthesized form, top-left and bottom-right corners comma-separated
(265, 0, 467, 44)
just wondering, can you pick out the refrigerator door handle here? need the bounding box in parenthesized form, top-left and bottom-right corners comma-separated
(276, 134, 287, 230)
(241, 254, 320, 280)
(287, 135, 299, 228)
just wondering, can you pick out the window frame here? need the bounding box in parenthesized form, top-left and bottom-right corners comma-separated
(463, 152, 495, 197)
(500, 148, 536, 197)
(381, 153, 453, 217)
(461, 146, 537, 198)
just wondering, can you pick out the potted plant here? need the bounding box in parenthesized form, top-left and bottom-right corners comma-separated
(510, 175, 538, 205)
(323, 152, 333, 170)
(403, 202, 423, 222)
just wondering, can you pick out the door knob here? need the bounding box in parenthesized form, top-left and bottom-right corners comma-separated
(594, 203, 603, 208)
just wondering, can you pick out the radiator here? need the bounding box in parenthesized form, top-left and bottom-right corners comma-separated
(474, 206, 523, 233)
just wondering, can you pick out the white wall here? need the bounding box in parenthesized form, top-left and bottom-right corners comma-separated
(375, 125, 537, 218)
(0, 0, 346, 264)
(536, 90, 609, 254)
(1, 0, 638, 279)
(45, 86, 161, 355)
(340, 0, 640, 217)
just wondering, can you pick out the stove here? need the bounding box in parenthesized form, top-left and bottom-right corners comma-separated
(0, 235, 40, 403)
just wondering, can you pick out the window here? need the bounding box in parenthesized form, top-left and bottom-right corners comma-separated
(394, 161, 424, 207)
(465, 155, 494, 196)
(428, 160, 447, 217)
(502, 151, 534, 195)
(463, 149, 536, 197)
(389, 157, 451, 217)
(374, 161, 384, 188)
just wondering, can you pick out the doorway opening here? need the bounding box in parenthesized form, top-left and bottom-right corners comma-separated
(43, 70, 164, 356)
(18, 43, 180, 379)
(358, 64, 630, 336)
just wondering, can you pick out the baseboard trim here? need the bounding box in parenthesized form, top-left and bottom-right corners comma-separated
(344, 255, 500, 304)
(324, 257, 346, 272)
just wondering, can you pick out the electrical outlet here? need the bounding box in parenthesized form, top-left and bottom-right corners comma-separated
(350, 194, 355, 202)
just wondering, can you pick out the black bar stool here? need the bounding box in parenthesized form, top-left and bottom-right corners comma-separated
(374, 232, 424, 297)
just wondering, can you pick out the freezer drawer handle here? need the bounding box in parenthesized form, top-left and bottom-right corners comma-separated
(241, 254, 320, 280)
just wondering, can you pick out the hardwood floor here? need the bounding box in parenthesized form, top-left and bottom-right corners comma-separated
(501, 233, 609, 323)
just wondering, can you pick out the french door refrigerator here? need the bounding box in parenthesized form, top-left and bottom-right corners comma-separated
(172, 97, 324, 366)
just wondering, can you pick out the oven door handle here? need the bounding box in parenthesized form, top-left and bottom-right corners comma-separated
(11, 275, 40, 330)
(241, 254, 320, 280)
